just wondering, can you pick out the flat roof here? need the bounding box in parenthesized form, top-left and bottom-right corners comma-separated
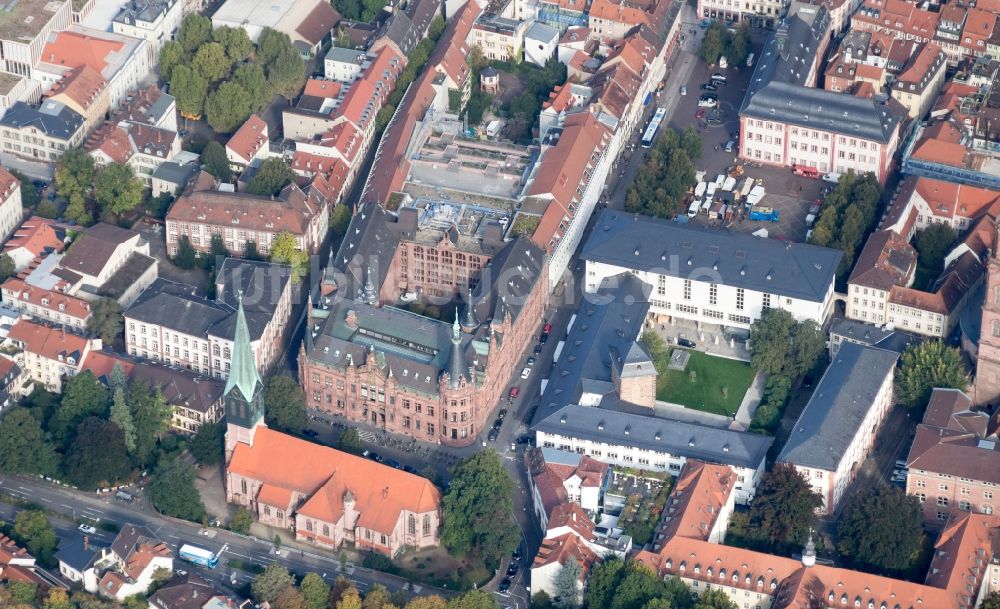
(213, 0, 294, 29)
(0, 0, 66, 42)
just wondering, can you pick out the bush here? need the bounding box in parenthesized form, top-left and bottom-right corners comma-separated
(361, 552, 397, 574)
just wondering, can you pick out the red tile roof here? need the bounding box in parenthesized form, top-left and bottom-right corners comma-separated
(8, 319, 89, 363)
(0, 166, 18, 198)
(657, 460, 735, 541)
(4, 217, 64, 259)
(225, 115, 268, 163)
(295, 1, 341, 46)
(45, 65, 107, 110)
(41, 30, 124, 74)
(1, 277, 91, 320)
(304, 79, 343, 99)
(531, 532, 600, 578)
(589, 0, 652, 27)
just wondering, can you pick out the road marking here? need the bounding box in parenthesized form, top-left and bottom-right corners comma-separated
(39, 497, 51, 503)
(227, 551, 250, 559)
(61, 504, 74, 510)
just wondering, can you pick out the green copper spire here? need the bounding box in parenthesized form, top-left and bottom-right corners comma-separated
(225, 292, 262, 402)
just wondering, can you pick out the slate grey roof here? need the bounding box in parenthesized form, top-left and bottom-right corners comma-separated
(739, 2, 903, 143)
(379, 12, 419, 57)
(468, 237, 546, 326)
(534, 405, 773, 471)
(325, 47, 369, 66)
(583, 210, 842, 303)
(55, 536, 104, 572)
(778, 342, 900, 470)
(126, 279, 231, 338)
(333, 202, 403, 299)
(0, 101, 84, 140)
(534, 273, 651, 424)
(152, 162, 198, 189)
(113, 0, 177, 25)
(146, 91, 176, 125)
(829, 318, 923, 354)
(148, 574, 223, 609)
(526, 21, 559, 43)
(130, 362, 225, 414)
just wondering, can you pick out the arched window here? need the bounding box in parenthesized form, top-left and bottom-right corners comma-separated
(409, 514, 416, 535)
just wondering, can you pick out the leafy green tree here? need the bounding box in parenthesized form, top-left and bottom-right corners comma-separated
(193, 42, 231, 83)
(808, 173, 883, 284)
(429, 15, 447, 40)
(174, 235, 198, 269)
(50, 371, 108, 448)
(41, 588, 71, 609)
(24, 388, 58, 428)
(244, 240, 262, 260)
(110, 386, 137, 453)
(331, 0, 360, 19)
(178, 14, 212, 53)
(0, 409, 58, 475)
(191, 421, 224, 465)
(35, 199, 58, 219)
(331, 204, 353, 236)
(447, 591, 499, 609)
(202, 140, 233, 182)
(837, 486, 923, 574)
(65, 417, 130, 490)
(270, 231, 309, 282)
(230, 506, 254, 535)
(0, 253, 15, 282)
(406, 597, 449, 609)
(256, 28, 291, 64)
(234, 63, 273, 112)
(274, 586, 308, 609)
(586, 558, 693, 609)
(205, 81, 253, 133)
(171, 65, 209, 118)
(149, 457, 206, 522)
(530, 592, 554, 609)
(699, 22, 726, 65)
(7, 580, 38, 604)
(11, 169, 37, 208)
(213, 26, 253, 63)
(723, 24, 751, 66)
(749, 308, 824, 378)
(264, 375, 307, 432)
(55, 148, 95, 204)
(361, 584, 392, 609)
(693, 590, 737, 609)
(252, 564, 296, 605)
(744, 463, 822, 551)
(981, 592, 1000, 609)
(338, 427, 364, 454)
(87, 297, 123, 344)
(553, 558, 581, 608)
(64, 194, 92, 226)
(896, 341, 967, 411)
(441, 450, 519, 563)
(247, 158, 295, 196)
(127, 380, 172, 467)
(12, 510, 57, 564)
(158, 41, 186, 81)
(336, 587, 363, 609)
(915, 223, 957, 275)
(267, 46, 306, 101)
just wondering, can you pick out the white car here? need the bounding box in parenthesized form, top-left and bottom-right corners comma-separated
(680, 85, 687, 95)
(78, 524, 97, 535)
(520, 367, 531, 379)
(697, 97, 718, 108)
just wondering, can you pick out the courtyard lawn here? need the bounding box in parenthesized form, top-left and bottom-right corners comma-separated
(655, 349, 755, 417)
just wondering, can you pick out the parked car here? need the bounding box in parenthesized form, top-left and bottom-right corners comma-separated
(802, 376, 815, 389)
(543, 322, 552, 334)
(509, 387, 520, 400)
(534, 343, 543, 354)
(385, 458, 402, 469)
(724, 140, 735, 153)
(302, 429, 319, 438)
(527, 357, 536, 366)
(695, 108, 706, 119)
(78, 524, 97, 535)
(895, 459, 909, 469)
(697, 97, 718, 108)
(539, 333, 549, 343)
(498, 408, 508, 419)
(507, 562, 520, 577)
(520, 367, 531, 379)
(700, 82, 718, 92)
(711, 73, 727, 82)
(680, 85, 687, 95)
(402, 465, 418, 474)
(364, 451, 383, 462)
(498, 578, 511, 594)
(512, 547, 523, 560)
(488, 428, 499, 442)
(493, 419, 503, 431)
(677, 338, 696, 348)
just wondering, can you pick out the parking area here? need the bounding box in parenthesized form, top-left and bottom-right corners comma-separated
(666, 29, 828, 243)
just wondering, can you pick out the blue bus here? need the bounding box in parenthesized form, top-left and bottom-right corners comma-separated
(178, 544, 219, 569)
(641, 108, 666, 148)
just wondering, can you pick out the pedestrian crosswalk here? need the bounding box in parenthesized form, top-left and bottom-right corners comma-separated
(358, 430, 377, 442)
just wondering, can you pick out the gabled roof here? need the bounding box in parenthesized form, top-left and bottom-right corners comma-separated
(45, 65, 107, 110)
(60, 222, 138, 279)
(8, 319, 89, 364)
(4, 217, 65, 259)
(531, 532, 600, 579)
(226, 115, 268, 163)
(295, 1, 340, 45)
(847, 229, 916, 290)
(656, 460, 735, 541)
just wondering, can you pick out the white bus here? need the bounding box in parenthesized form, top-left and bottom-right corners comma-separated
(178, 544, 219, 569)
(640, 108, 666, 148)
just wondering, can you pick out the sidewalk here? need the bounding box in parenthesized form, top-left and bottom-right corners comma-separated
(733, 371, 765, 429)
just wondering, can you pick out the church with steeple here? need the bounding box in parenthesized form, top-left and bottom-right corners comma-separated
(224, 294, 266, 461)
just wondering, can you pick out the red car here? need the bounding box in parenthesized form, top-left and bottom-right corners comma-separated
(543, 322, 552, 334)
(695, 108, 706, 119)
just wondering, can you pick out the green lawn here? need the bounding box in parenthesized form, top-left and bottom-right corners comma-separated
(655, 349, 755, 417)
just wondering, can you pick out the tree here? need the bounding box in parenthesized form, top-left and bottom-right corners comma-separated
(226, 506, 253, 535)
(35, 199, 58, 219)
(447, 591, 499, 609)
(530, 592, 554, 609)
(692, 590, 737, 609)
(749, 308, 824, 379)
(837, 487, 924, 575)
(234, 63, 273, 112)
(127, 380, 171, 467)
(429, 15, 447, 40)
(267, 46, 306, 101)
(916, 223, 957, 276)
(7, 581, 38, 604)
(247, 158, 295, 196)
(193, 42, 231, 83)
(213, 26, 253, 63)
(981, 592, 1000, 609)
(256, 28, 291, 64)
(745, 463, 822, 551)
(205, 81, 253, 133)
(191, 421, 224, 465)
(175, 235, 198, 269)
(553, 558, 581, 609)
(244, 240, 262, 261)
(55, 148, 95, 204)
(94, 163, 143, 215)
(158, 40, 185, 82)
(299, 573, 329, 609)
(42, 588, 71, 609)
(0, 253, 16, 282)
(110, 386, 136, 453)
(361, 585, 393, 609)
(64, 193, 92, 226)
(699, 22, 726, 65)
(171, 65, 209, 118)
(87, 297, 123, 344)
(337, 428, 364, 454)
(273, 586, 308, 609)
(202, 141, 233, 182)
(65, 417, 131, 489)
(406, 598, 449, 609)
(252, 564, 296, 605)
(0, 408, 58, 476)
(11, 169, 38, 208)
(13, 510, 58, 564)
(50, 371, 108, 448)
(264, 375, 308, 432)
(330, 204, 353, 236)
(178, 14, 212, 53)
(270, 231, 309, 282)
(896, 341, 968, 411)
(336, 587, 363, 609)
(441, 450, 519, 563)
(585, 558, 693, 609)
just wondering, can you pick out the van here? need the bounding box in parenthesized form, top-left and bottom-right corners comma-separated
(718, 56, 728, 68)
(115, 491, 134, 503)
(746, 53, 755, 67)
(687, 200, 700, 217)
(822, 172, 843, 184)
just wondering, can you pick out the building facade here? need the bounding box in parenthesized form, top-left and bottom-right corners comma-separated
(0, 167, 23, 245)
(6, 319, 101, 392)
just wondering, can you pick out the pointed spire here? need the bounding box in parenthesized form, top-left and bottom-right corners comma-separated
(463, 287, 478, 329)
(363, 265, 378, 305)
(224, 291, 263, 402)
(447, 309, 466, 389)
(801, 529, 816, 567)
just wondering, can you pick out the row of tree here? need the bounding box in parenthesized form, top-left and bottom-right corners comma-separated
(807, 172, 883, 286)
(55, 150, 144, 226)
(162, 15, 304, 133)
(251, 563, 500, 609)
(625, 128, 702, 219)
